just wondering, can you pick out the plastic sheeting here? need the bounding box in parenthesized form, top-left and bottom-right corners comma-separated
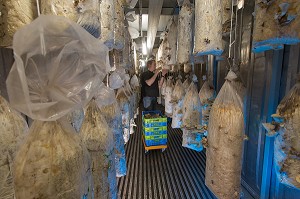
(0, 0, 37, 47)
(80, 100, 117, 199)
(177, 0, 194, 64)
(6, 15, 109, 121)
(0, 96, 28, 199)
(194, 0, 224, 56)
(205, 71, 245, 199)
(253, 1, 300, 53)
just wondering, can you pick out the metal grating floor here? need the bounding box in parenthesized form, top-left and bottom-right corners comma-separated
(117, 111, 216, 199)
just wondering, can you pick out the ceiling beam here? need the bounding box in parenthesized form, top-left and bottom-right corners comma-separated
(146, 0, 164, 56)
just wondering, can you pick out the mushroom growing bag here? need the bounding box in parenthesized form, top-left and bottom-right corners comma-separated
(80, 100, 117, 199)
(194, 0, 224, 56)
(97, 86, 127, 178)
(182, 83, 202, 129)
(6, 15, 109, 199)
(253, 1, 300, 52)
(171, 80, 185, 128)
(100, 0, 115, 50)
(273, 77, 300, 188)
(0, 96, 28, 199)
(177, 0, 194, 64)
(165, 78, 174, 117)
(205, 71, 245, 199)
(199, 81, 215, 126)
(0, 0, 37, 47)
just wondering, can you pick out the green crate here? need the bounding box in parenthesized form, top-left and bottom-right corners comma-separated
(143, 126, 167, 132)
(144, 134, 167, 140)
(143, 116, 167, 124)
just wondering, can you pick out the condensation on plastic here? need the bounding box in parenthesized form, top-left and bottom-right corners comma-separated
(182, 83, 202, 128)
(13, 119, 93, 199)
(80, 100, 117, 199)
(182, 129, 204, 152)
(6, 15, 109, 121)
(205, 71, 245, 199)
(100, 0, 115, 50)
(0, 95, 29, 199)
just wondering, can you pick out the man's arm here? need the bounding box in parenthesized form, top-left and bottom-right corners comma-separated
(145, 70, 160, 86)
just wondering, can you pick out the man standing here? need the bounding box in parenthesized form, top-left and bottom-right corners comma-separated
(141, 60, 168, 111)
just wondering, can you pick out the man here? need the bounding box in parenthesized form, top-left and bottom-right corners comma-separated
(141, 60, 168, 111)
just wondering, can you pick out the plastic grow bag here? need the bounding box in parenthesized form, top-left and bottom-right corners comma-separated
(253, 1, 300, 53)
(177, 0, 194, 64)
(272, 77, 300, 188)
(182, 83, 202, 129)
(0, 0, 37, 47)
(205, 71, 245, 199)
(167, 18, 178, 66)
(182, 129, 204, 152)
(80, 100, 117, 199)
(114, 0, 125, 50)
(164, 78, 174, 117)
(0, 95, 29, 199)
(171, 80, 185, 128)
(100, 0, 115, 50)
(97, 85, 127, 178)
(194, 0, 224, 56)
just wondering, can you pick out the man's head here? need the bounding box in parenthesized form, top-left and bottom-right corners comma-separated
(147, 60, 156, 72)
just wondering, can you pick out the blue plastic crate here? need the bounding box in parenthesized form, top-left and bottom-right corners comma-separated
(143, 130, 167, 136)
(143, 121, 167, 127)
(145, 138, 167, 147)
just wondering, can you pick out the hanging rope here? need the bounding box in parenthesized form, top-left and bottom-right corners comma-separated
(36, 0, 40, 16)
(227, 0, 235, 70)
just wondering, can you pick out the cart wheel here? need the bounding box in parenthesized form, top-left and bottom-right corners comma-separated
(145, 150, 149, 154)
(161, 148, 166, 152)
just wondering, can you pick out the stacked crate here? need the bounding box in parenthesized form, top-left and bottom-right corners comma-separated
(142, 111, 168, 147)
